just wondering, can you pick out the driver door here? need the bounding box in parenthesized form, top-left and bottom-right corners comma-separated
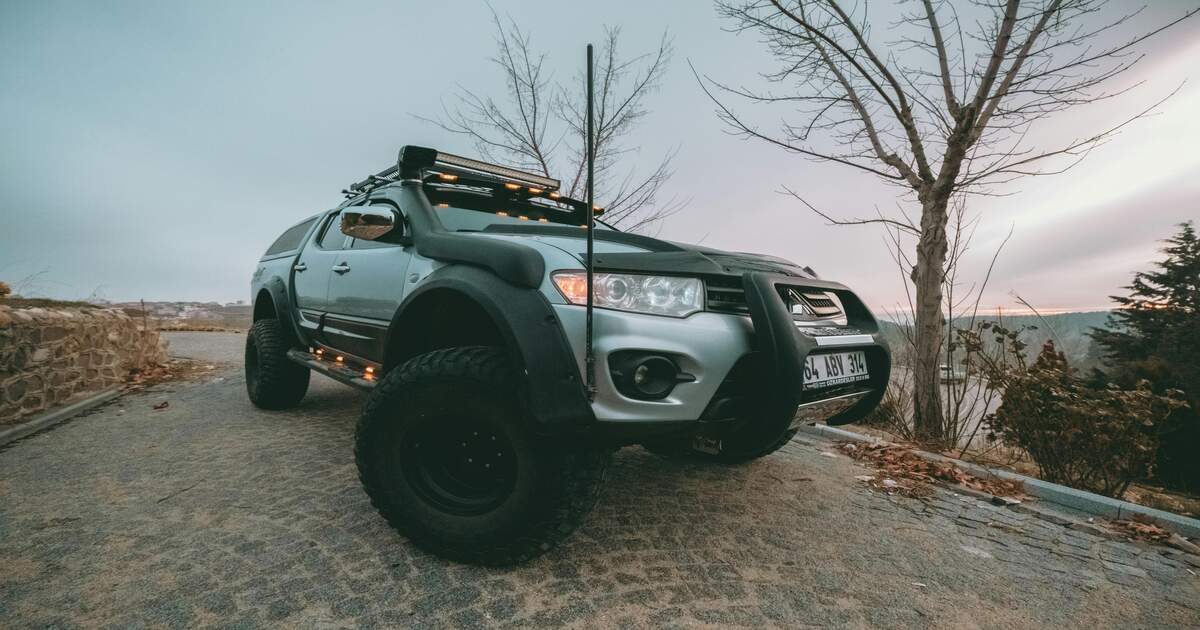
(323, 202, 413, 362)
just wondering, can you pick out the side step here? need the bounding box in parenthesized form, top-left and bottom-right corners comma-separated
(286, 349, 377, 391)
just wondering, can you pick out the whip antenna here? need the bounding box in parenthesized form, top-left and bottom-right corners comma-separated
(585, 43, 597, 402)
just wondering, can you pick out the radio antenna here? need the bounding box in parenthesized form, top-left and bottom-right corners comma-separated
(584, 43, 597, 402)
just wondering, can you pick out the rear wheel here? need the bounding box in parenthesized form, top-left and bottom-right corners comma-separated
(355, 346, 609, 566)
(245, 319, 310, 409)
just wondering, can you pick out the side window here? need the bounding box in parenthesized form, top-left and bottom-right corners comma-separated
(264, 217, 316, 256)
(350, 237, 392, 249)
(318, 213, 348, 249)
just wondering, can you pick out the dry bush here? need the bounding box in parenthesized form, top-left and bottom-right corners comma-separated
(979, 341, 1186, 498)
(861, 376, 914, 438)
(0, 281, 10, 298)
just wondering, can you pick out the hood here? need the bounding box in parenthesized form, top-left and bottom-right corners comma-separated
(477, 224, 815, 279)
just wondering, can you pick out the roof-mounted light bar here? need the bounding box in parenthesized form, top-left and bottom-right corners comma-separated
(345, 146, 561, 198)
(434, 151, 559, 191)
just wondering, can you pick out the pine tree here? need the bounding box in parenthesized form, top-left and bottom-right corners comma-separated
(1092, 222, 1200, 492)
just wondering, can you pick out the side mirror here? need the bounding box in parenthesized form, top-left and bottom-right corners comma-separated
(341, 206, 400, 241)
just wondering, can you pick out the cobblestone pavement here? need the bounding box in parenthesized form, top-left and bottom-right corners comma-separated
(1, 332, 1197, 629)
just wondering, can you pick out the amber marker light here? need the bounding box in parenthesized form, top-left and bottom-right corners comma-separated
(538, 217, 549, 223)
(552, 273, 589, 303)
(335, 356, 344, 363)
(436, 202, 449, 208)
(364, 366, 375, 379)
(528, 187, 543, 194)
(518, 215, 529, 221)
(548, 192, 561, 199)
(438, 173, 458, 181)
(504, 182, 520, 190)
(496, 211, 509, 217)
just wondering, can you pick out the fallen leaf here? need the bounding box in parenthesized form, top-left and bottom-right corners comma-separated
(820, 452, 837, 458)
(911, 582, 927, 588)
(1166, 534, 1200, 555)
(152, 401, 169, 410)
(835, 441, 1025, 499)
(1107, 517, 1175, 544)
(854, 475, 876, 482)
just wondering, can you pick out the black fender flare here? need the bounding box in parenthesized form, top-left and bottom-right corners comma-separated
(383, 265, 594, 434)
(255, 274, 304, 345)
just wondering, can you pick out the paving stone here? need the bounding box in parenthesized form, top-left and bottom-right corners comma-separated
(0, 332, 1195, 630)
(1101, 560, 1150, 578)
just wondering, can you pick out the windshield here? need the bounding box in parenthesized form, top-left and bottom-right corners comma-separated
(425, 185, 616, 232)
(436, 206, 615, 232)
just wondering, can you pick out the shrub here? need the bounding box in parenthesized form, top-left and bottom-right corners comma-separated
(861, 375, 914, 436)
(0, 281, 10, 298)
(983, 341, 1185, 497)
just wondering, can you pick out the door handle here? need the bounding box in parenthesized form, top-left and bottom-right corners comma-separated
(332, 263, 351, 275)
(293, 262, 307, 272)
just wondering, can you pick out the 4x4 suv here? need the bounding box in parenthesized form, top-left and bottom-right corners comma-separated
(247, 146, 889, 565)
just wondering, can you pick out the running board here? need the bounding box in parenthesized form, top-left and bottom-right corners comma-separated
(286, 349, 377, 391)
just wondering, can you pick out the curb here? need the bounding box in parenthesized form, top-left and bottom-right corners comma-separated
(0, 387, 121, 448)
(797, 423, 1200, 540)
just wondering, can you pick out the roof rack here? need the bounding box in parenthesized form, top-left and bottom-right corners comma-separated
(343, 146, 560, 198)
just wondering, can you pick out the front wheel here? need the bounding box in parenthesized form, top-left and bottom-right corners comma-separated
(355, 346, 609, 566)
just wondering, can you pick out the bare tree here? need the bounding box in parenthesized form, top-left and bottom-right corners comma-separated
(701, 0, 1197, 445)
(424, 12, 685, 232)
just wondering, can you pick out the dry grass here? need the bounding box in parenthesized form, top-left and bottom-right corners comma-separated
(122, 359, 218, 393)
(1, 297, 97, 309)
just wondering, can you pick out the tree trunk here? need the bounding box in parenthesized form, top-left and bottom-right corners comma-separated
(911, 194, 951, 446)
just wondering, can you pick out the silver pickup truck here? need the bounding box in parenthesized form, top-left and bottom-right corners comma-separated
(247, 146, 890, 565)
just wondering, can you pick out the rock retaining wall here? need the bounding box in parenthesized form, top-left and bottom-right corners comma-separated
(0, 305, 168, 424)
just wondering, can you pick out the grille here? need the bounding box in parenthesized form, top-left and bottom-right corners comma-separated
(704, 278, 844, 319)
(798, 291, 842, 317)
(704, 277, 749, 314)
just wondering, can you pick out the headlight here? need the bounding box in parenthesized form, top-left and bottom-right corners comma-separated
(552, 271, 704, 317)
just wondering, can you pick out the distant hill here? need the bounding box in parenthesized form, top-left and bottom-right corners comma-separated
(878, 311, 1113, 372)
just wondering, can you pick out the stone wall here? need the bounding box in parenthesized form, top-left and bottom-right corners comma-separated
(0, 305, 168, 424)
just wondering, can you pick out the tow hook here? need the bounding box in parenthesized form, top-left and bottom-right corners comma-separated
(692, 435, 722, 455)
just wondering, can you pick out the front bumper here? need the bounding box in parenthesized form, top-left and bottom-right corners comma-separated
(555, 272, 890, 431)
(741, 272, 891, 428)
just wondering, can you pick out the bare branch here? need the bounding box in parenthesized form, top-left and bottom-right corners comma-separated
(421, 13, 680, 232)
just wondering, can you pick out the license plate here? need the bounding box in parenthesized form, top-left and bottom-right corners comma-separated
(803, 351, 869, 390)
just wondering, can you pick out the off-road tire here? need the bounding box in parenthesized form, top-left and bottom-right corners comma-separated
(355, 346, 609, 566)
(245, 319, 310, 410)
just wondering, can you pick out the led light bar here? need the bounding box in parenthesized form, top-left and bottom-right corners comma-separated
(434, 151, 560, 191)
(345, 146, 562, 197)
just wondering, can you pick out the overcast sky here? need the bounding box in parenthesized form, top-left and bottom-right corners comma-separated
(1, 0, 1197, 313)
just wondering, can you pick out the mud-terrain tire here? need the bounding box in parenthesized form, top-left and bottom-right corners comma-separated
(355, 346, 609, 566)
(245, 319, 310, 410)
(643, 413, 797, 465)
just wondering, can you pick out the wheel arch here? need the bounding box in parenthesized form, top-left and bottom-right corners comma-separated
(383, 266, 594, 433)
(252, 275, 302, 345)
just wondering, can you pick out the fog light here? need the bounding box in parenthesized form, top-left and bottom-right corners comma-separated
(609, 352, 692, 400)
